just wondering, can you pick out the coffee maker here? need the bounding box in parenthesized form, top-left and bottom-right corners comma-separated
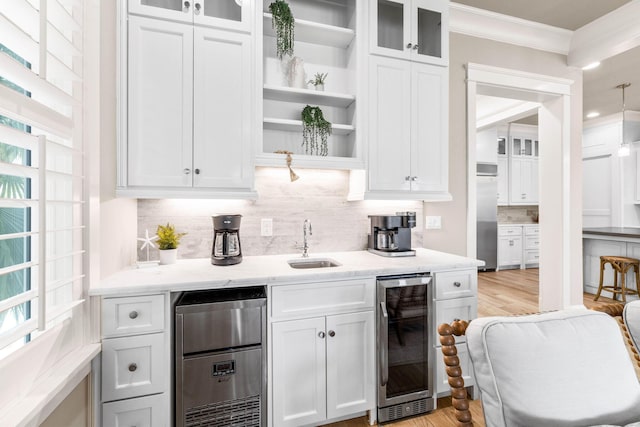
(368, 212, 416, 257)
(211, 214, 242, 266)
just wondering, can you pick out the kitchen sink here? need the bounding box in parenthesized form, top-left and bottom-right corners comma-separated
(287, 258, 341, 269)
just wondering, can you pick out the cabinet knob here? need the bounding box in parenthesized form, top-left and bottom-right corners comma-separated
(318, 331, 326, 339)
(183, 0, 190, 10)
(453, 281, 461, 288)
(509, 240, 514, 246)
(194, 2, 201, 14)
(195, 168, 200, 175)
(328, 330, 335, 337)
(128, 363, 137, 372)
(184, 168, 191, 175)
(405, 176, 411, 181)
(129, 311, 138, 319)
(411, 176, 418, 181)
(406, 42, 413, 49)
(413, 44, 419, 50)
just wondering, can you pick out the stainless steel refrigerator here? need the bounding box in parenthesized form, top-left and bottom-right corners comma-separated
(476, 163, 498, 270)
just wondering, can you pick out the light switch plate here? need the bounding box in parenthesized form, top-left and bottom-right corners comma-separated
(425, 216, 442, 229)
(261, 218, 273, 236)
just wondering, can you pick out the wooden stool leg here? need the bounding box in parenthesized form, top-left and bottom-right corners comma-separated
(620, 265, 628, 303)
(595, 258, 605, 301)
(635, 264, 640, 299)
(613, 263, 619, 302)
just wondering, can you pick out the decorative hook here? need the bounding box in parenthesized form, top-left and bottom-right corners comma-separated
(275, 150, 299, 181)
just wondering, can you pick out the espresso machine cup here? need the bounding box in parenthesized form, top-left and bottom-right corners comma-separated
(211, 214, 242, 266)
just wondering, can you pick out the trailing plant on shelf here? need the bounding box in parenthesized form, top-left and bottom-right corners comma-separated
(269, 0, 295, 60)
(308, 72, 328, 91)
(301, 105, 332, 156)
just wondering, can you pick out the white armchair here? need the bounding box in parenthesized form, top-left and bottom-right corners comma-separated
(439, 309, 640, 427)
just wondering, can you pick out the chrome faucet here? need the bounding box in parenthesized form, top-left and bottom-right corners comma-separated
(302, 219, 312, 258)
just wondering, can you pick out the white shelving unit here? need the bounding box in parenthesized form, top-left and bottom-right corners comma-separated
(258, 0, 363, 170)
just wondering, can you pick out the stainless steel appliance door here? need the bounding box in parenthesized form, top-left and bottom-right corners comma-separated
(377, 275, 433, 408)
(476, 174, 498, 270)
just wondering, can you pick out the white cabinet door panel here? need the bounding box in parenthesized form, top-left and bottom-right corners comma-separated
(101, 294, 165, 338)
(326, 311, 374, 419)
(272, 317, 327, 427)
(435, 342, 473, 395)
(102, 393, 167, 427)
(128, 16, 193, 187)
(193, 27, 253, 189)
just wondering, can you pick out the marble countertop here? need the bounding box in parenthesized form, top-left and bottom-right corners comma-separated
(92, 248, 483, 297)
(583, 227, 640, 238)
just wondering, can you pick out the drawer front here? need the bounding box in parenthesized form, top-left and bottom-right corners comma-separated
(103, 393, 167, 427)
(525, 249, 540, 264)
(102, 294, 165, 338)
(435, 342, 474, 395)
(434, 269, 477, 300)
(271, 278, 375, 320)
(498, 226, 522, 237)
(435, 297, 477, 344)
(524, 225, 539, 236)
(525, 235, 540, 250)
(102, 332, 166, 402)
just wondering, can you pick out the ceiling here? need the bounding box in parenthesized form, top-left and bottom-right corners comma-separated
(456, 0, 640, 123)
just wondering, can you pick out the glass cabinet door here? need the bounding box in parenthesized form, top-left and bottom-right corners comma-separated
(129, 0, 192, 23)
(512, 137, 522, 156)
(497, 137, 507, 155)
(375, 0, 409, 55)
(196, 0, 252, 32)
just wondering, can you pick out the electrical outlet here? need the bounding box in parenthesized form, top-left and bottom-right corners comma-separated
(425, 216, 442, 230)
(261, 218, 273, 236)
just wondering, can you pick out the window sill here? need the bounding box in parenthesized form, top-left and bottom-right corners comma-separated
(0, 343, 101, 427)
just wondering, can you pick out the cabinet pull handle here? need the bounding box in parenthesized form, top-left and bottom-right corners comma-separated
(128, 363, 137, 372)
(411, 176, 418, 181)
(413, 44, 419, 50)
(183, 0, 190, 10)
(405, 176, 411, 181)
(129, 311, 138, 319)
(406, 42, 413, 49)
(195, 168, 200, 175)
(194, 2, 201, 14)
(509, 240, 514, 246)
(318, 331, 325, 339)
(184, 168, 191, 175)
(328, 330, 335, 337)
(453, 281, 461, 287)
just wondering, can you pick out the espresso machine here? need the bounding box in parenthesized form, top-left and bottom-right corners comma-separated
(211, 214, 242, 266)
(368, 212, 416, 257)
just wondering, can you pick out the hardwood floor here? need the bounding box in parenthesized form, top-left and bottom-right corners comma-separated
(325, 268, 615, 427)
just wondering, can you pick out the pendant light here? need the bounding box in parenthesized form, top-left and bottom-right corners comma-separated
(618, 83, 631, 157)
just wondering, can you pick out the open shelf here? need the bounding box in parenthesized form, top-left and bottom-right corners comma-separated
(255, 152, 364, 170)
(264, 85, 355, 108)
(263, 13, 355, 49)
(263, 117, 355, 135)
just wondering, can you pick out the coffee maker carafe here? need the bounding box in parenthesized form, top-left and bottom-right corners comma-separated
(368, 212, 416, 257)
(211, 214, 242, 266)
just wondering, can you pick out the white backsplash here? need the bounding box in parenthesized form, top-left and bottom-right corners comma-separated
(137, 167, 424, 260)
(498, 205, 539, 224)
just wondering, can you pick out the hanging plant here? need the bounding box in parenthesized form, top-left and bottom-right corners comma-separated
(301, 105, 332, 156)
(269, 0, 295, 60)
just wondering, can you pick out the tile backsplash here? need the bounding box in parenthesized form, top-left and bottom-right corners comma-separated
(137, 167, 423, 261)
(498, 205, 539, 224)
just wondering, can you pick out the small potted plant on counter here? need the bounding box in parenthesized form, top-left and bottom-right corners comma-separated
(156, 223, 186, 265)
(308, 72, 327, 91)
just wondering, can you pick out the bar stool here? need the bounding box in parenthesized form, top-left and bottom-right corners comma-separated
(595, 256, 640, 303)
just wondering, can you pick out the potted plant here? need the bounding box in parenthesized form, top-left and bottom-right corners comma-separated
(301, 105, 332, 156)
(308, 72, 328, 91)
(156, 223, 186, 265)
(269, 0, 294, 60)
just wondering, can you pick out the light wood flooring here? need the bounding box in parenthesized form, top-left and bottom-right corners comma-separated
(325, 268, 615, 427)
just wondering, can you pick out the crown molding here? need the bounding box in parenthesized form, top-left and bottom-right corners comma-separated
(449, 2, 572, 55)
(568, 0, 640, 68)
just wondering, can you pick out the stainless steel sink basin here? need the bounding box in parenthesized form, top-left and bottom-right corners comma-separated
(287, 258, 341, 269)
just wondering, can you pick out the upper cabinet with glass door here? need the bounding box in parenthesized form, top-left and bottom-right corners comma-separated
(370, 0, 448, 66)
(129, 0, 253, 32)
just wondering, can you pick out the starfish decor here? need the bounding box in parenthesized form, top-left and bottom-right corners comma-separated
(137, 229, 159, 262)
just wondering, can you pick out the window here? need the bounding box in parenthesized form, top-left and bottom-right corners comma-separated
(0, 1, 85, 360)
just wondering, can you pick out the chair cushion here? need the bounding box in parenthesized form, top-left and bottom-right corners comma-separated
(467, 309, 640, 427)
(624, 300, 640, 353)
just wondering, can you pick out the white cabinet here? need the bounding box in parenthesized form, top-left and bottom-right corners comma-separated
(498, 226, 523, 269)
(270, 278, 375, 427)
(128, 0, 253, 32)
(100, 293, 170, 426)
(120, 6, 256, 198)
(259, 0, 362, 170)
(509, 157, 538, 204)
(370, 0, 448, 66)
(367, 55, 449, 199)
(497, 156, 509, 205)
(523, 225, 540, 267)
(433, 269, 477, 396)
